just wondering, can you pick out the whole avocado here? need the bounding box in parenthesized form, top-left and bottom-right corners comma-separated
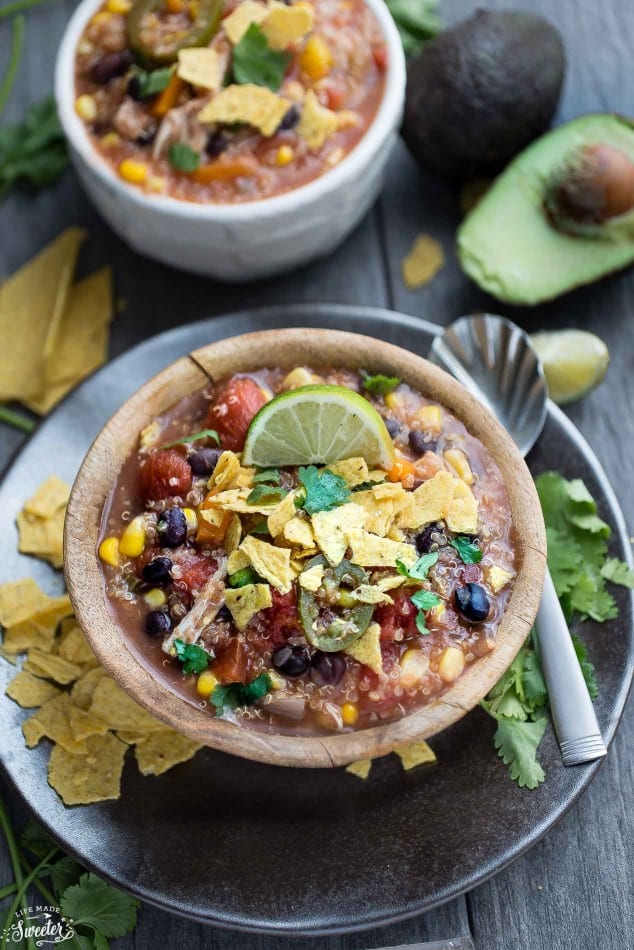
(402, 9, 566, 179)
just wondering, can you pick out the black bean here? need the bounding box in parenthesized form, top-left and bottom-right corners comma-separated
(278, 103, 301, 131)
(384, 417, 400, 438)
(415, 523, 437, 553)
(142, 556, 173, 586)
(409, 430, 437, 455)
(205, 131, 229, 157)
(126, 75, 142, 100)
(455, 583, 490, 623)
(188, 448, 221, 477)
(145, 610, 172, 637)
(157, 507, 187, 547)
(216, 605, 232, 623)
(310, 651, 346, 686)
(91, 49, 133, 85)
(272, 645, 311, 677)
(136, 126, 156, 146)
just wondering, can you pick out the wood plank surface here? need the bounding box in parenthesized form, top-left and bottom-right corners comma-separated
(0, 0, 632, 947)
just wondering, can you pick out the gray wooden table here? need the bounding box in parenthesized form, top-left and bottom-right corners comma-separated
(1, 0, 633, 947)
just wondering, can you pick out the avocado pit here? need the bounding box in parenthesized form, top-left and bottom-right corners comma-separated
(547, 143, 634, 230)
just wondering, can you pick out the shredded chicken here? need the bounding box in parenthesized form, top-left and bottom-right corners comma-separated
(152, 97, 211, 159)
(113, 99, 156, 142)
(162, 556, 227, 653)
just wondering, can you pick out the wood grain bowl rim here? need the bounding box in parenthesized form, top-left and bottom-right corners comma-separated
(64, 328, 547, 768)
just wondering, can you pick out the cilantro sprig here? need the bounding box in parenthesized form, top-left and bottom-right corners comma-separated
(247, 483, 288, 505)
(163, 427, 219, 449)
(168, 142, 200, 173)
(449, 535, 482, 564)
(232, 23, 291, 91)
(361, 372, 401, 396)
(211, 673, 271, 715)
(297, 465, 350, 515)
(396, 552, 440, 632)
(174, 638, 210, 675)
(131, 65, 173, 99)
(0, 96, 68, 200)
(384, 0, 442, 56)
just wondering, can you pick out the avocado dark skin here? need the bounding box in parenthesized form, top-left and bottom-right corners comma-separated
(402, 10, 566, 179)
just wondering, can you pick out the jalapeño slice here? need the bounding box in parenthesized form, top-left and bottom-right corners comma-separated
(128, 0, 224, 65)
(298, 555, 374, 653)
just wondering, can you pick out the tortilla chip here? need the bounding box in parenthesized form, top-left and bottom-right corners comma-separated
(486, 565, 514, 593)
(344, 622, 383, 674)
(298, 562, 324, 592)
(262, 3, 314, 49)
(68, 703, 110, 742)
(328, 457, 369, 488)
(225, 583, 272, 630)
(225, 514, 242, 554)
(282, 515, 314, 549)
(24, 649, 83, 685)
(134, 731, 203, 776)
(267, 489, 299, 538)
(296, 90, 337, 149)
(352, 489, 399, 537)
(223, 0, 269, 44)
(58, 621, 96, 667)
(375, 573, 409, 592)
(199, 85, 289, 137)
(401, 234, 445, 290)
(205, 488, 280, 515)
(177, 47, 223, 91)
(17, 509, 65, 567)
(311, 503, 365, 565)
(88, 677, 171, 733)
(227, 548, 251, 575)
(397, 470, 455, 531)
(23, 475, 70, 519)
(116, 730, 148, 745)
(395, 740, 437, 770)
(5, 671, 61, 707)
(446, 479, 478, 534)
(0, 228, 85, 402)
(349, 585, 392, 605)
(240, 535, 293, 593)
(70, 667, 109, 711)
(2, 618, 56, 654)
(347, 529, 417, 568)
(22, 694, 88, 754)
(0, 579, 52, 628)
(48, 733, 127, 805)
(208, 450, 241, 491)
(345, 759, 372, 779)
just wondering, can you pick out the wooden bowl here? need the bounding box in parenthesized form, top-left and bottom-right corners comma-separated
(64, 328, 546, 767)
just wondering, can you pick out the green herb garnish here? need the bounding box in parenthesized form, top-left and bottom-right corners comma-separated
(297, 465, 351, 515)
(211, 673, 271, 714)
(168, 142, 201, 173)
(249, 518, 270, 535)
(174, 638, 210, 675)
(396, 551, 438, 579)
(384, 0, 442, 56)
(133, 66, 173, 98)
(600, 557, 634, 589)
(0, 404, 35, 433)
(163, 427, 219, 448)
(61, 872, 140, 944)
(247, 483, 288, 505)
(232, 23, 291, 91)
(0, 95, 68, 199)
(229, 566, 263, 588)
(411, 588, 442, 634)
(253, 468, 281, 484)
(361, 372, 401, 396)
(449, 535, 483, 564)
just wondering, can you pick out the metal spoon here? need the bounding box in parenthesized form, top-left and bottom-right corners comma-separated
(429, 313, 607, 767)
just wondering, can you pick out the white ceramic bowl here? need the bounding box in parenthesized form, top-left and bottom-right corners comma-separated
(55, 0, 406, 280)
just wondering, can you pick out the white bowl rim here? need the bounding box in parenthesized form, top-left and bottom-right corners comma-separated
(55, 0, 406, 221)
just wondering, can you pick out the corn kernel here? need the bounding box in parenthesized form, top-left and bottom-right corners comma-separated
(437, 646, 465, 684)
(275, 145, 294, 167)
(300, 35, 333, 80)
(144, 588, 167, 608)
(384, 392, 400, 411)
(75, 95, 97, 122)
(106, 0, 131, 11)
(399, 648, 429, 688)
(417, 404, 442, 434)
(100, 132, 120, 149)
(119, 515, 146, 558)
(281, 367, 321, 389)
(444, 448, 474, 485)
(183, 507, 198, 533)
(98, 536, 120, 567)
(268, 671, 286, 690)
(196, 670, 219, 699)
(341, 702, 358, 726)
(119, 159, 148, 185)
(90, 12, 112, 26)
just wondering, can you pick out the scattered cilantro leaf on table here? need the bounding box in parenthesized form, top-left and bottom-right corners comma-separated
(0, 95, 68, 199)
(211, 673, 271, 714)
(492, 716, 548, 790)
(232, 23, 291, 91)
(384, 0, 442, 56)
(60, 872, 139, 940)
(572, 634, 599, 700)
(174, 638, 210, 674)
(298, 465, 350, 514)
(361, 372, 401, 396)
(601, 557, 634, 589)
(449, 535, 482, 564)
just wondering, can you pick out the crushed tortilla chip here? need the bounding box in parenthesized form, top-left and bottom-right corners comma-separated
(344, 622, 383, 674)
(135, 731, 203, 776)
(347, 529, 417, 568)
(17, 509, 65, 568)
(223, 0, 269, 44)
(225, 583, 272, 630)
(58, 621, 97, 667)
(486, 564, 514, 593)
(22, 693, 88, 754)
(23, 475, 70, 519)
(177, 47, 223, 91)
(262, 3, 314, 49)
(395, 740, 437, 770)
(352, 488, 399, 537)
(397, 470, 455, 530)
(48, 733, 127, 805)
(401, 234, 445, 290)
(205, 488, 280, 515)
(446, 478, 478, 534)
(328, 457, 369, 487)
(225, 514, 242, 554)
(68, 704, 110, 742)
(375, 573, 408, 592)
(5, 671, 61, 707)
(298, 562, 324, 592)
(296, 90, 337, 150)
(89, 677, 170, 733)
(311, 503, 365, 565)
(2, 619, 56, 654)
(70, 667, 109, 711)
(24, 649, 83, 685)
(0, 579, 53, 628)
(240, 535, 293, 593)
(349, 585, 392, 605)
(227, 548, 251, 575)
(345, 759, 372, 779)
(199, 84, 289, 137)
(208, 451, 241, 491)
(282, 515, 314, 549)
(267, 489, 299, 537)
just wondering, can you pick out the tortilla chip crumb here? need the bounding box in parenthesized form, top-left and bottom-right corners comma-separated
(6, 671, 61, 708)
(401, 234, 445, 290)
(135, 731, 203, 776)
(395, 740, 437, 770)
(345, 759, 372, 780)
(48, 733, 127, 805)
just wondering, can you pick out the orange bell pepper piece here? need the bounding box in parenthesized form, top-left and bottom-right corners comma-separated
(152, 74, 185, 117)
(387, 458, 416, 484)
(191, 157, 257, 183)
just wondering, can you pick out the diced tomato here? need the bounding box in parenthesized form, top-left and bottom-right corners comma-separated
(213, 638, 250, 684)
(374, 590, 418, 641)
(261, 588, 301, 647)
(206, 376, 268, 452)
(139, 449, 192, 502)
(323, 84, 345, 111)
(372, 44, 388, 71)
(460, 564, 482, 585)
(170, 548, 216, 594)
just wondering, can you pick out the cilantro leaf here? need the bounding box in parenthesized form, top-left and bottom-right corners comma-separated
(601, 557, 634, 589)
(247, 483, 288, 505)
(298, 466, 350, 515)
(232, 23, 291, 91)
(522, 649, 548, 710)
(163, 428, 219, 448)
(19, 819, 57, 859)
(396, 551, 438, 579)
(60, 872, 139, 938)
(211, 673, 271, 714)
(253, 468, 281, 485)
(384, 0, 442, 56)
(0, 95, 68, 199)
(492, 716, 547, 790)
(415, 611, 429, 635)
(449, 536, 482, 564)
(228, 566, 262, 588)
(174, 638, 210, 675)
(361, 372, 401, 396)
(249, 518, 270, 535)
(410, 589, 441, 611)
(571, 634, 599, 700)
(49, 856, 84, 897)
(131, 66, 173, 98)
(168, 142, 200, 172)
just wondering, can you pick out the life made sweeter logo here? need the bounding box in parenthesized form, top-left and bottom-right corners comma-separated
(1, 904, 76, 946)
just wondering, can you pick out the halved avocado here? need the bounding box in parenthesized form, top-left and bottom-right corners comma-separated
(457, 114, 634, 305)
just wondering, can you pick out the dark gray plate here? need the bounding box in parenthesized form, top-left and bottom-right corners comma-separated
(1, 306, 632, 936)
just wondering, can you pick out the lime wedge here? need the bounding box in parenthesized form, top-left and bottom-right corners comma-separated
(242, 385, 396, 468)
(530, 330, 610, 405)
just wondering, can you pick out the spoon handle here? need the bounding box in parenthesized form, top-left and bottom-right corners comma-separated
(535, 569, 607, 765)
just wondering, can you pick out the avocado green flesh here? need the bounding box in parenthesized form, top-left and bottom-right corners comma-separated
(457, 115, 634, 305)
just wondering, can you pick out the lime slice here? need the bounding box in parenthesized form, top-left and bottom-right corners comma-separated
(242, 385, 396, 468)
(530, 330, 610, 405)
